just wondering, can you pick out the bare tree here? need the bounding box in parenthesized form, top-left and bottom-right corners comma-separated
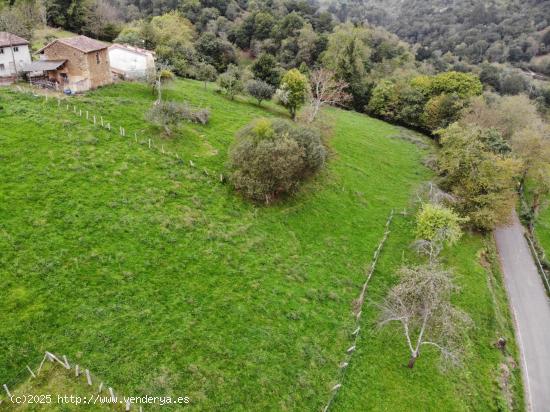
(305, 68, 351, 123)
(147, 62, 174, 104)
(411, 231, 446, 263)
(414, 181, 456, 206)
(378, 264, 472, 369)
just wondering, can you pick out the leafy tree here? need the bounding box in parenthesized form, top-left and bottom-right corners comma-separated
(423, 94, 464, 131)
(414, 203, 464, 261)
(228, 118, 326, 203)
(397, 85, 428, 128)
(277, 69, 309, 120)
(511, 128, 550, 220)
(429, 72, 483, 99)
(113, 24, 142, 46)
(276, 11, 304, 39)
(460, 95, 543, 141)
(82, 0, 121, 41)
(367, 80, 399, 118)
(253, 12, 275, 40)
(196, 62, 218, 89)
(246, 80, 275, 106)
(478, 64, 501, 90)
(44, 0, 88, 32)
(322, 23, 371, 111)
(333, 0, 547, 66)
(438, 123, 522, 230)
(195, 32, 237, 72)
(251, 53, 281, 87)
(378, 264, 472, 369)
(117, 12, 196, 76)
(416, 204, 463, 245)
(197, 7, 219, 31)
(217, 64, 244, 100)
(477, 128, 511, 155)
(498, 71, 528, 95)
(295, 23, 320, 66)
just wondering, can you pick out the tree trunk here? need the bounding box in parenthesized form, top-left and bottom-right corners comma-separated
(408, 353, 418, 368)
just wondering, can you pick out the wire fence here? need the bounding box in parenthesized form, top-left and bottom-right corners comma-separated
(321, 210, 394, 412)
(524, 233, 550, 293)
(8, 86, 400, 411)
(12, 87, 225, 186)
(1, 351, 144, 411)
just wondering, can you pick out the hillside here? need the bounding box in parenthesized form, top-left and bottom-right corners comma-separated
(0, 80, 522, 410)
(329, 0, 550, 66)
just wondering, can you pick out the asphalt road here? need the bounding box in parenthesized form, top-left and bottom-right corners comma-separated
(495, 212, 550, 412)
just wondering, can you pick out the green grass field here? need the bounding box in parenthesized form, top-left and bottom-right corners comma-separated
(535, 205, 550, 261)
(31, 27, 79, 51)
(0, 80, 522, 411)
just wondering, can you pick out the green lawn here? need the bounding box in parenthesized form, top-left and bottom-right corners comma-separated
(31, 26, 78, 51)
(535, 206, 550, 261)
(0, 80, 522, 411)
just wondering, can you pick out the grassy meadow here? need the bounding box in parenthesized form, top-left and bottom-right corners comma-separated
(535, 205, 550, 262)
(30, 27, 79, 51)
(0, 80, 522, 410)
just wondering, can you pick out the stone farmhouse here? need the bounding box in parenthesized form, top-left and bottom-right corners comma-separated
(0, 32, 32, 83)
(108, 43, 155, 80)
(26, 35, 112, 92)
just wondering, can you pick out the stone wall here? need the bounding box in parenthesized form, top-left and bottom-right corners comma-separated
(43, 42, 87, 81)
(85, 48, 112, 89)
(42, 42, 112, 91)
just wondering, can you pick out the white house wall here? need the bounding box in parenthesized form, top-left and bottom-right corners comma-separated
(0, 44, 31, 76)
(108, 47, 154, 79)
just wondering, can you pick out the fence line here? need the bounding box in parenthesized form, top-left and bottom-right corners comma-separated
(17, 88, 224, 185)
(1, 351, 141, 410)
(524, 233, 550, 293)
(322, 210, 394, 412)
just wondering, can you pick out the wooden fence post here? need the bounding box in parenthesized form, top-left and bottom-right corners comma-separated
(2, 384, 11, 398)
(26, 365, 36, 378)
(62, 355, 70, 369)
(109, 387, 116, 402)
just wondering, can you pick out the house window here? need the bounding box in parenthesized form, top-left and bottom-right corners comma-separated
(96, 52, 100, 64)
(0, 64, 5, 71)
(13, 46, 18, 52)
(0, 48, 4, 54)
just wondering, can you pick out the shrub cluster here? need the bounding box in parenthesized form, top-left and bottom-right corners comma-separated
(145, 101, 210, 134)
(245, 80, 275, 106)
(228, 118, 326, 203)
(367, 71, 482, 131)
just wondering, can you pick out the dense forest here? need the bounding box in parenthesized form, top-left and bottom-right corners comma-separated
(0, 0, 549, 110)
(329, 0, 550, 70)
(2, 0, 549, 67)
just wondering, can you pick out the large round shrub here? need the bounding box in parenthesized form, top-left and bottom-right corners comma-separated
(228, 118, 326, 203)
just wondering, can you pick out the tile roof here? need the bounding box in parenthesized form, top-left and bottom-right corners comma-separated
(0, 32, 29, 48)
(109, 43, 155, 56)
(39, 35, 108, 54)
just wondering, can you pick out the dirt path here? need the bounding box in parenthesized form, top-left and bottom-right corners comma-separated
(494, 212, 550, 412)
